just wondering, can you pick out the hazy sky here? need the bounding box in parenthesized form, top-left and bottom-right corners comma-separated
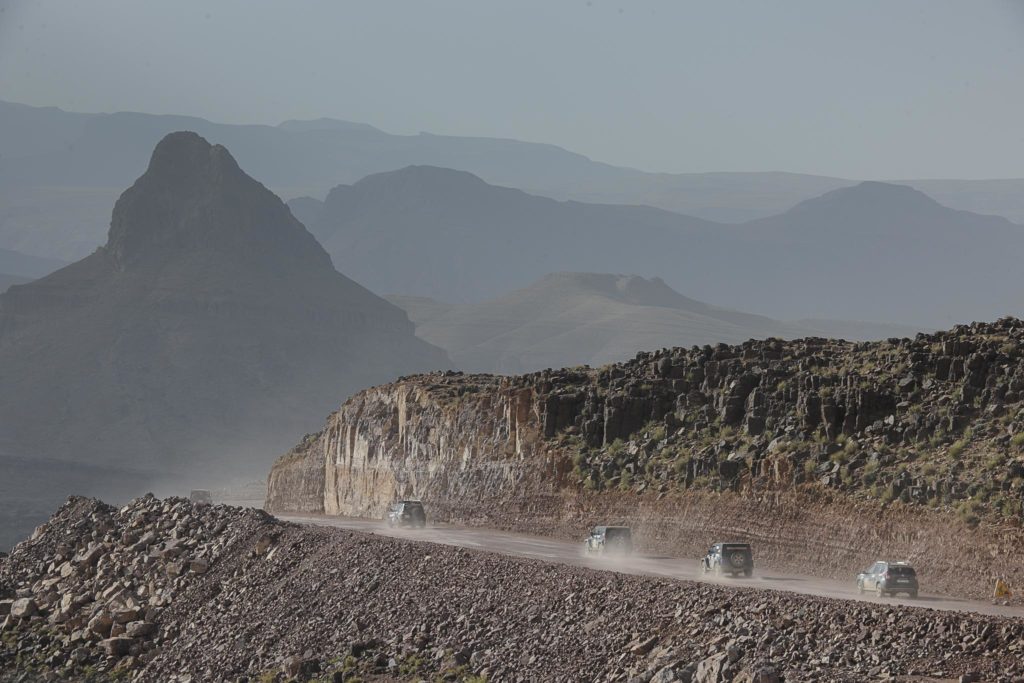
(2, 0, 1023, 179)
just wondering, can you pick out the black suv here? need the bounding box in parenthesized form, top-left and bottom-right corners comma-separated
(385, 500, 426, 529)
(702, 542, 753, 577)
(857, 560, 918, 598)
(584, 526, 633, 555)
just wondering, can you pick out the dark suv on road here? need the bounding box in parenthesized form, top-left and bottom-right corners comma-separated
(858, 560, 918, 598)
(584, 526, 633, 555)
(385, 500, 426, 529)
(702, 542, 754, 577)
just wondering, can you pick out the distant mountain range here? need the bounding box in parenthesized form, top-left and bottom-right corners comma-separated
(0, 273, 29, 293)
(295, 166, 1024, 327)
(0, 132, 448, 485)
(0, 246, 65, 278)
(389, 273, 922, 374)
(5, 99, 1024, 260)
(0, 247, 65, 293)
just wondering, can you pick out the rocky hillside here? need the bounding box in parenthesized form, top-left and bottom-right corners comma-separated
(268, 318, 1024, 599)
(2, 497, 1022, 682)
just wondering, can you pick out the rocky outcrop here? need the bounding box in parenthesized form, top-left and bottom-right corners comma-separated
(0, 496, 276, 680)
(3, 497, 1021, 682)
(269, 319, 1024, 599)
(265, 434, 326, 514)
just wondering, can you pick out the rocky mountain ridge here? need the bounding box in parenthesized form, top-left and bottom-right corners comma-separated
(268, 318, 1024, 599)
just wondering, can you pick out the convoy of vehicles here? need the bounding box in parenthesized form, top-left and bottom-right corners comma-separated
(583, 526, 633, 555)
(701, 542, 754, 577)
(386, 500, 427, 529)
(383, 504, 920, 600)
(857, 560, 919, 598)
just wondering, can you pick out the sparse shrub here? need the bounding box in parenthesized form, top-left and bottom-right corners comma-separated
(647, 423, 666, 441)
(619, 468, 633, 491)
(673, 457, 689, 477)
(985, 453, 1006, 470)
(948, 440, 967, 459)
(956, 500, 983, 528)
(879, 486, 898, 504)
(803, 459, 817, 475)
(1011, 433, 1024, 449)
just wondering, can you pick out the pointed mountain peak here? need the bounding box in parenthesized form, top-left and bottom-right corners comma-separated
(105, 131, 329, 270)
(143, 131, 242, 186)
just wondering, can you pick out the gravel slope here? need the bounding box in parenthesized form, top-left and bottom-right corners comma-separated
(2, 498, 1023, 682)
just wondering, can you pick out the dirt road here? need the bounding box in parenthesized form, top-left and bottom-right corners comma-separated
(279, 513, 1023, 619)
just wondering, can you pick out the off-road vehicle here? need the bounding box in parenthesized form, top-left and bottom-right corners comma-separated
(857, 560, 918, 598)
(385, 500, 427, 529)
(189, 489, 213, 505)
(702, 542, 753, 577)
(584, 526, 633, 555)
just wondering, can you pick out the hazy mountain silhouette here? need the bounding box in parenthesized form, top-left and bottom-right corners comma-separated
(301, 169, 1024, 327)
(298, 165, 719, 303)
(0, 132, 449, 485)
(0, 246, 65, 278)
(0, 273, 29, 293)
(389, 273, 922, 374)
(6, 100, 1024, 262)
(733, 182, 1024, 324)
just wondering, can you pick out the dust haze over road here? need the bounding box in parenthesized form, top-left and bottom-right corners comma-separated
(280, 513, 1024, 621)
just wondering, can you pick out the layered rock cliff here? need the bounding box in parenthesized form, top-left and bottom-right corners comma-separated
(268, 318, 1024, 599)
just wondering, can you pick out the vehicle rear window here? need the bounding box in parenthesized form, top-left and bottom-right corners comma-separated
(723, 544, 750, 552)
(606, 528, 631, 540)
(888, 566, 916, 576)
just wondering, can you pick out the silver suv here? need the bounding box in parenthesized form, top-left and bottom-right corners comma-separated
(584, 526, 633, 555)
(702, 542, 754, 578)
(385, 500, 427, 529)
(857, 560, 919, 598)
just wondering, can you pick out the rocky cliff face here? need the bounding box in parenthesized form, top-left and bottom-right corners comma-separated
(266, 374, 551, 517)
(269, 318, 1024, 598)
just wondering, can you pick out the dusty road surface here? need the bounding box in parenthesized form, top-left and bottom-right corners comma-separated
(280, 513, 1024, 620)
